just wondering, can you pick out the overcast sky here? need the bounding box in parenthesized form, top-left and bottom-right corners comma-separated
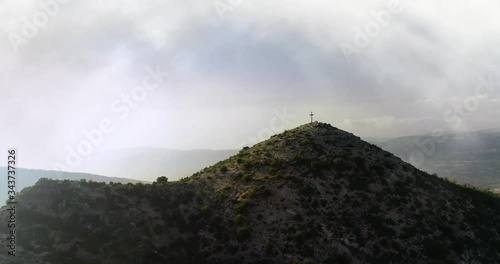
(1, 0, 500, 170)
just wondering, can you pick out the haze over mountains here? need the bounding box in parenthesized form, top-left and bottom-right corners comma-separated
(75, 148, 238, 182)
(1, 123, 499, 263)
(375, 129, 500, 190)
(7, 127, 500, 205)
(0, 167, 143, 204)
(6, 126, 499, 208)
(2, 0, 500, 263)
(0, 149, 237, 204)
(47, 127, 500, 191)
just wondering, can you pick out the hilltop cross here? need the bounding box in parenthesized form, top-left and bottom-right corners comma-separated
(310, 111, 314, 123)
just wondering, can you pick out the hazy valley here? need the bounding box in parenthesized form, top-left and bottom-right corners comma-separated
(376, 129, 500, 190)
(75, 148, 238, 182)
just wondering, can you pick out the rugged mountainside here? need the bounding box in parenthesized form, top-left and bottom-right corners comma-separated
(1, 123, 499, 264)
(376, 130, 500, 189)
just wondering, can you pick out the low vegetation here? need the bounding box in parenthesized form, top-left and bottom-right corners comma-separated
(1, 123, 499, 263)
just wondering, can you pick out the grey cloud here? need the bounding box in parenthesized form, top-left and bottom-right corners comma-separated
(1, 0, 499, 172)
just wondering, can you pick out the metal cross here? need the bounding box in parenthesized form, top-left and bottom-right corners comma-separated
(310, 111, 314, 123)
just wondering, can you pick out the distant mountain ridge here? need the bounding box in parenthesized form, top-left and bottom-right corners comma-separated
(0, 167, 144, 204)
(1, 122, 499, 263)
(75, 148, 238, 181)
(376, 129, 500, 189)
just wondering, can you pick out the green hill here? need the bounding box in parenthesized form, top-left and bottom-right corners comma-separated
(1, 123, 499, 263)
(0, 167, 145, 205)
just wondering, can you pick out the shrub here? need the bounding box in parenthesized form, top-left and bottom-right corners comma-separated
(236, 226, 250, 239)
(423, 238, 448, 259)
(242, 161, 253, 171)
(372, 165, 385, 176)
(270, 160, 284, 170)
(299, 184, 316, 195)
(333, 157, 348, 171)
(311, 160, 322, 171)
(350, 177, 368, 191)
(310, 198, 319, 208)
(233, 214, 243, 224)
(154, 224, 163, 235)
(353, 156, 365, 168)
(155, 176, 169, 184)
(293, 230, 305, 244)
(242, 174, 253, 182)
(383, 161, 394, 170)
(247, 185, 272, 198)
(239, 147, 250, 155)
(233, 200, 253, 213)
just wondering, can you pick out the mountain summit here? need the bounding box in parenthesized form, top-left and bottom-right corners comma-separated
(1, 123, 499, 263)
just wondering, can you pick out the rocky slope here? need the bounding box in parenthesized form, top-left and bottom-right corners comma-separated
(1, 123, 499, 264)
